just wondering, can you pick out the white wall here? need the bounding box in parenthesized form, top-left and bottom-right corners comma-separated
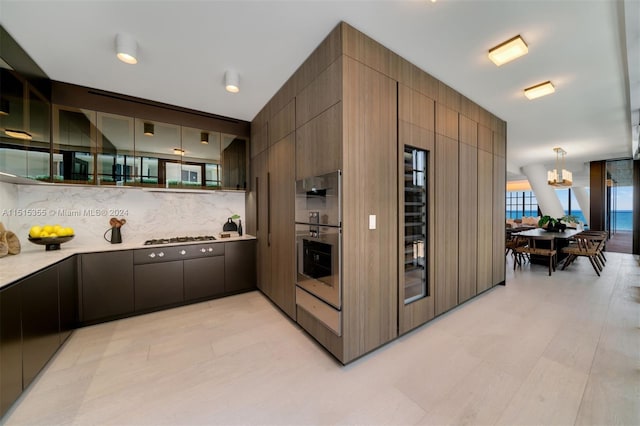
(2, 183, 245, 248)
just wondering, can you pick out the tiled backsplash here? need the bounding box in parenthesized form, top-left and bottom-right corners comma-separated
(1, 182, 245, 248)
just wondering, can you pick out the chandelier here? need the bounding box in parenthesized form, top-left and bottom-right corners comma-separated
(547, 147, 572, 187)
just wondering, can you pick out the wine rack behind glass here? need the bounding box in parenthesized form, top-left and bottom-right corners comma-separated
(403, 146, 427, 304)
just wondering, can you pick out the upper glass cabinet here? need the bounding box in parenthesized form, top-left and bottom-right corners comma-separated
(49, 109, 247, 190)
(0, 68, 51, 181)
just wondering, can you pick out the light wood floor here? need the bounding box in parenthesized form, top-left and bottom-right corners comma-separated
(4, 252, 639, 426)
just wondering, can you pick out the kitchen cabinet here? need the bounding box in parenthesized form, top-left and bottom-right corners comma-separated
(224, 240, 256, 294)
(184, 256, 225, 301)
(0, 68, 51, 182)
(80, 250, 134, 323)
(0, 283, 22, 418)
(458, 115, 478, 304)
(58, 256, 77, 343)
(477, 149, 493, 293)
(20, 266, 60, 388)
(434, 132, 459, 316)
(134, 261, 184, 311)
(252, 118, 296, 319)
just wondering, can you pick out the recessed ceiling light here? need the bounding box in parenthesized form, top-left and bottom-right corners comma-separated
(524, 81, 555, 100)
(4, 129, 32, 140)
(115, 33, 138, 65)
(488, 35, 528, 66)
(225, 70, 240, 93)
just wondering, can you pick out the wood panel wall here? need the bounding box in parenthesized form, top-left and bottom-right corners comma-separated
(249, 21, 507, 364)
(342, 56, 398, 362)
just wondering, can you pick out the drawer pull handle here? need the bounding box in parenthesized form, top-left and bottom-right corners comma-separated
(180, 250, 186, 255)
(158, 252, 165, 257)
(148, 253, 156, 258)
(201, 248, 207, 253)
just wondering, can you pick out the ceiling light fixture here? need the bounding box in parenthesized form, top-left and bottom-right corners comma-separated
(173, 148, 185, 156)
(225, 70, 240, 93)
(115, 33, 138, 65)
(200, 132, 209, 144)
(488, 35, 528, 66)
(0, 99, 9, 116)
(4, 129, 32, 140)
(524, 81, 555, 100)
(547, 147, 572, 187)
(143, 122, 154, 136)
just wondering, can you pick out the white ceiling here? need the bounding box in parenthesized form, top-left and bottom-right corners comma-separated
(1, 0, 638, 184)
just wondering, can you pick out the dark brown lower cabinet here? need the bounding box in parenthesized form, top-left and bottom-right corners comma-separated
(134, 261, 184, 311)
(184, 256, 225, 302)
(80, 251, 134, 323)
(224, 240, 256, 294)
(0, 283, 22, 418)
(20, 266, 60, 388)
(58, 256, 77, 343)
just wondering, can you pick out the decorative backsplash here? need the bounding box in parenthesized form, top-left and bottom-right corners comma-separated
(0, 182, 245, 249)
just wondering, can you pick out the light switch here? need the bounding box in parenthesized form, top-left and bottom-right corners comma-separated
(369, 214, 376, 230)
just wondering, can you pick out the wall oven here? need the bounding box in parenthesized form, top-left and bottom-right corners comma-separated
(295, 170, 342, 335)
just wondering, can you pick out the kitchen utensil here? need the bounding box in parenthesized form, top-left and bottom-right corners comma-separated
(223, 218, 238, 232)
(105, 217, 126, 244)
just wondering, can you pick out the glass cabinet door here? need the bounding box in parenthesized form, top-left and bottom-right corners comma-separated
(0, 69, 51, 181)
(403, 146, 428, 304)
(52, 106, 96, 183)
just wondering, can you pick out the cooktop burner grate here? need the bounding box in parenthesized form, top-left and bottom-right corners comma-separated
(143, 235, 216, 245)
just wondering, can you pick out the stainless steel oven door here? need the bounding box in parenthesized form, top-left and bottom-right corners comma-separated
(296, 224, 341, 309)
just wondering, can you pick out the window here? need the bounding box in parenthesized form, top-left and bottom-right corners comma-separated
(506, 191, 538, 219)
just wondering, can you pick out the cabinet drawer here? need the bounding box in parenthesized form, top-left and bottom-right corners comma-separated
(296, 287, 341, 336)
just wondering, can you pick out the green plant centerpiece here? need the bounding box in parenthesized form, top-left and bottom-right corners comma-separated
(538, 214, 578, 232)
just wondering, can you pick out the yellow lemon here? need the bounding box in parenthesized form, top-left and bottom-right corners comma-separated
(57, 228, 68, 237)
(40, 231, 49, 238)
(49, 233, 58, 238)
(29, 225, 42, 238)
(65, 227, 74, 236)
(53, 224, 63, 234)
(43, 224, 54, 233)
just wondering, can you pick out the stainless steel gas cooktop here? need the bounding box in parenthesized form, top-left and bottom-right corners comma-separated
(143, 235, 216, 245)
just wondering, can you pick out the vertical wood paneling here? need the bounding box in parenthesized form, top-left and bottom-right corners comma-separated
(342, 56, 397, 362)
(492, 154, 506, 285)
(458, 139, 478, 303)
(398, 84, 435, 131)
(493, 125, 507, 158)
(295, 102, 342, 179)
(342, 22, 398, 82)
(435, 134, 459, 315)
(252, 150, 271, 294)
(296, 57, 342, 128)
(478, 124, 493, 153)
(459, 115, 478, 148)
(269, 99, 295, 145)
(435, 103, 459, 140)
(250, 122, 269, 159)
(397, 60, 439, 101)
(477, 150, 493, 292)
(269, 135, 296, 318)
(438, 82, 461, 112)
(293, 23, 342, 94)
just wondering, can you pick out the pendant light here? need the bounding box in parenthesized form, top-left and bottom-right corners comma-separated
(225, 70, 240, 93)
(115, 33, 138, 65)
(547, 147, 572, 187)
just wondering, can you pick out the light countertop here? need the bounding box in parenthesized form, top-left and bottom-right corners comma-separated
(0, 234, 256, 289)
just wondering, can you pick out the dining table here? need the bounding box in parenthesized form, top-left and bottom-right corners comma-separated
(513, 228, 582, 266)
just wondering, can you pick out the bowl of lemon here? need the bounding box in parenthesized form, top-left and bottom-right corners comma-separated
(28, 224, 75, 251)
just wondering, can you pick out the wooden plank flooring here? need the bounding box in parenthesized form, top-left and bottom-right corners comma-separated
(3, 253, 639, 425)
